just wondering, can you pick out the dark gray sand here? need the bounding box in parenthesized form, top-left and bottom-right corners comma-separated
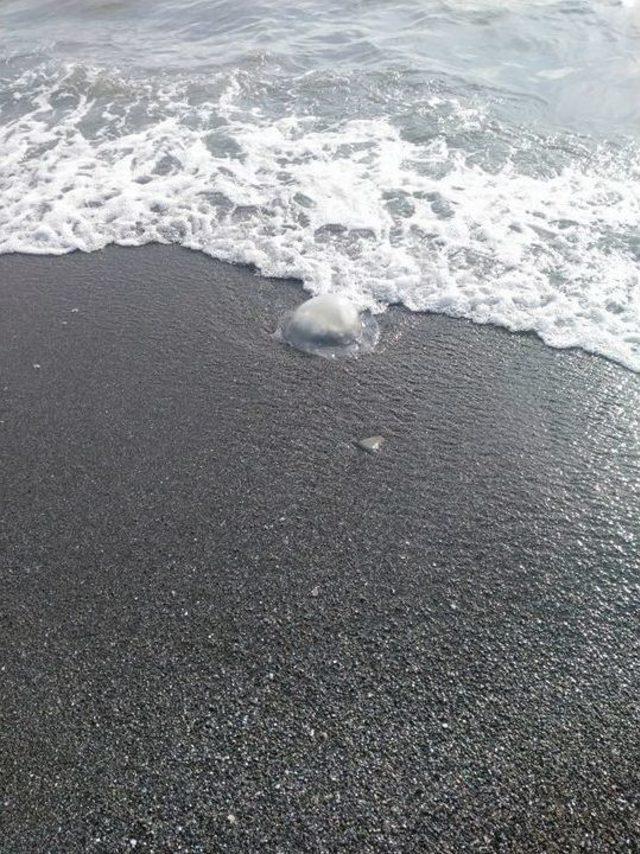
(1, 245, 639, 853)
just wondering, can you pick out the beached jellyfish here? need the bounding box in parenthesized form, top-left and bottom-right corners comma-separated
(276, 294, 379, 358)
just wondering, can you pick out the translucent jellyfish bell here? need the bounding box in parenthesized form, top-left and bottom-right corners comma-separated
(277, 294, 379, 358)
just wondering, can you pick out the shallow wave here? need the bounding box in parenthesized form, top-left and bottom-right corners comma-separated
(1, 62, 639, 370)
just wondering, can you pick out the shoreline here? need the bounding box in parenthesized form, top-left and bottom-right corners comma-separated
(1, 244, 639, 852)
(4, 243, 638, 375)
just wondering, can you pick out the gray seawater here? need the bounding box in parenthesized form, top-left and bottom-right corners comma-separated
(1, 0, 639, 368)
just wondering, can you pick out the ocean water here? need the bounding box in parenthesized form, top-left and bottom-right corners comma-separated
(1, 0, 639, 369)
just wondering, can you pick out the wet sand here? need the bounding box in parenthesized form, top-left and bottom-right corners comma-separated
(1, 245, 639, 852)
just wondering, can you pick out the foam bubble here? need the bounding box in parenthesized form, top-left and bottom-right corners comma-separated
(1, 62, 639, 370)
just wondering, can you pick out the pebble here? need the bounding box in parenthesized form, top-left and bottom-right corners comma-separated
(357, 436, 385, 454)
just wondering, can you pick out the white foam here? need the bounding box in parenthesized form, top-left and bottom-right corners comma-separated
(1, 64, 639, 370)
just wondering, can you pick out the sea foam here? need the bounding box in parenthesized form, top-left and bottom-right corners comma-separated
(1, 63, 639, 370)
